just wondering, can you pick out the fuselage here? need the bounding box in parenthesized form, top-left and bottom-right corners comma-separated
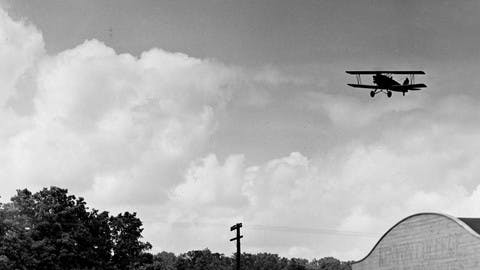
(373, 74, 401, 90)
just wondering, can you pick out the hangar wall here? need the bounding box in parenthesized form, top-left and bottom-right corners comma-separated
(352, 213, 480, 270)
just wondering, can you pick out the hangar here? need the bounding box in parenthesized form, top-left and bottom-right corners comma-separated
(352, 213, 480, 270)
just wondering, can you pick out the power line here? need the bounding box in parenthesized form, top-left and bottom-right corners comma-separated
(248, 224, 377, 238)
(146, 220, 377, 238)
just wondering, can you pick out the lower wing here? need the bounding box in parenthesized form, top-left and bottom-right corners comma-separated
(347, 84, 377, 89)
(391, 84, 427, 91)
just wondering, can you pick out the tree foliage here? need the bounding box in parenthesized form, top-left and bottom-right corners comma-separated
(150, 249, 351, 270)
(0, 186, 151, 270)
(309, 257, 352, 270)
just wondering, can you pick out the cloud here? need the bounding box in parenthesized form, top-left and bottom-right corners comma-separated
(0, 7, 238, 209)
(173, 154, 249, 209)
(161, 91, 480, 260)
(302, 91, 429, 128)
(253, 65, 314, 86)
(0, 7, 43, 105)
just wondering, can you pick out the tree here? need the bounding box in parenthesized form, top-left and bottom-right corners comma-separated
(249, 253, 288, 270)
(110, 212, 152, 269)
(144, 250, 352, 270)
(0, 198, 37, 269)
(175, 249, 231, 270)
(0, 186, 152, 269)
(150, 251, 178, 270)
(286, 258, 308, 270)
(308, 257, 351, 270)
(6, 187, 98, 269)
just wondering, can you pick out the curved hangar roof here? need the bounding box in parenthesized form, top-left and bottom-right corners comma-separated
(352, 212, 480, 270)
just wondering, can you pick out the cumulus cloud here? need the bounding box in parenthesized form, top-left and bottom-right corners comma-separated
(302, 91, 429, 128)
(0, 6, 238, 209)
(0, 7, 43, 105)
(173, 154, 249, 209)
(162, 90, 480, 259)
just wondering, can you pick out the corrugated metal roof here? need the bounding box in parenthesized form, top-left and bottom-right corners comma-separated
(353, 213, 480, 265)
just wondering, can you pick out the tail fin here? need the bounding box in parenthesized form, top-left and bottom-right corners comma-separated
(403, 78, 409, 85)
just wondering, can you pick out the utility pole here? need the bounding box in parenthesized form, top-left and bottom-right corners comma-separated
(230, 223, 243, 270)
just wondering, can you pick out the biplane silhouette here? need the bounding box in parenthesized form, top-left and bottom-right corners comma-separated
(346, 71, 427, 98)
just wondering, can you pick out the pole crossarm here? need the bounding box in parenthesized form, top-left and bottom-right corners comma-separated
(230, 235, 243, 242)
(231, 223, 242, 231)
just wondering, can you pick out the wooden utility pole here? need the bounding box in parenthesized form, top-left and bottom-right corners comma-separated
(230, 223, 243, 270)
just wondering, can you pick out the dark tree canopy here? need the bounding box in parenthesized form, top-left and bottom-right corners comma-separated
(151, 249, 351, 270)
(0, 186, 151, 270)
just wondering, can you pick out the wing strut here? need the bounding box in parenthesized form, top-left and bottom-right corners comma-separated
(356, 74, 361, 84)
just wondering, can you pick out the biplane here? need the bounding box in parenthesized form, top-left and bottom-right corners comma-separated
(346, 71, 427, 98)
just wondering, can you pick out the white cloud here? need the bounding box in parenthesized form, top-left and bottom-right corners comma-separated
(162, 91, 480, 260)
(302, 91, 428, 128)
(173, 154, 249, 208)
(0, 7, 238, 208)
(0, 7, 43, 106)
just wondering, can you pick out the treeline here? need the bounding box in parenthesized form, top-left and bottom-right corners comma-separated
(154, 250, 352, 270)
(0, 187, 352, 270)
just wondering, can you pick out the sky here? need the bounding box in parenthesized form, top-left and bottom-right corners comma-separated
(1, 0, 480, 261)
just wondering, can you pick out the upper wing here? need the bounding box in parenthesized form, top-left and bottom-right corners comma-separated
(346, 71, 425, 75)
(391, 83, 427, 91)
(347, 84, 378, 89)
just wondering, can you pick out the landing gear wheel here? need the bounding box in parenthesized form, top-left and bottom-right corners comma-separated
(370, 91, 375, 98)
(387, 91, 392, 98)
